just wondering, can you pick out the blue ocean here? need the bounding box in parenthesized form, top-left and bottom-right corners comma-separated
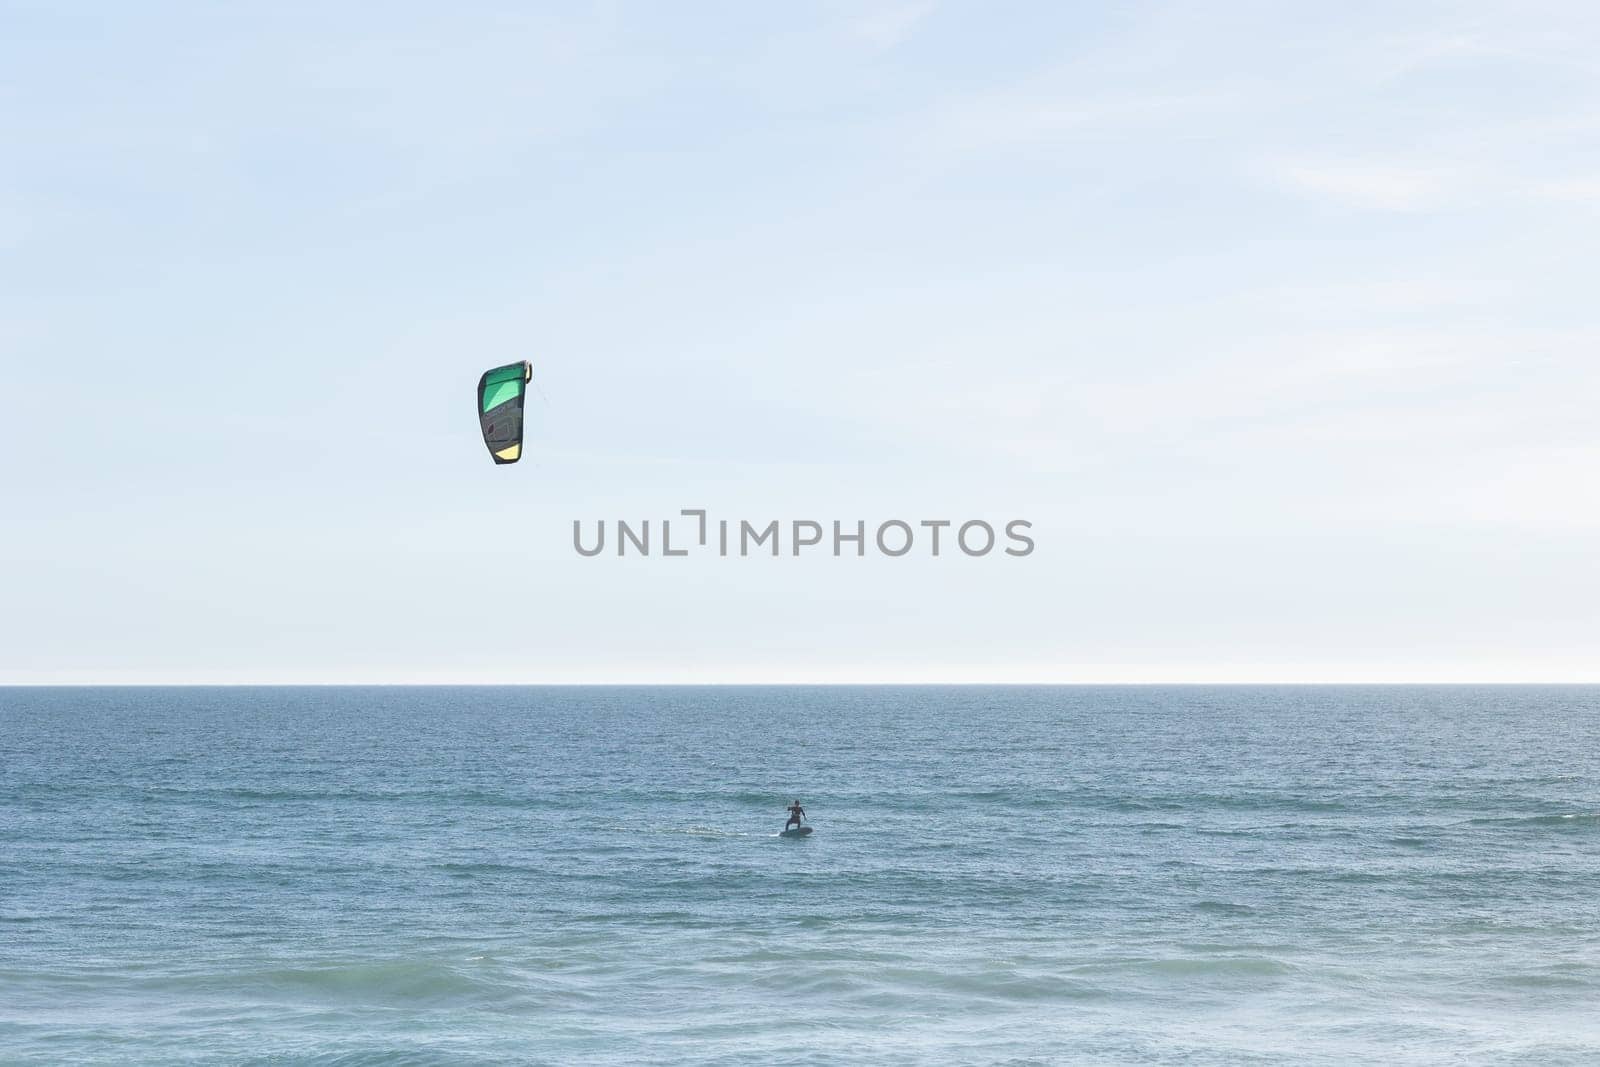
(3, 686, 1598, 1064)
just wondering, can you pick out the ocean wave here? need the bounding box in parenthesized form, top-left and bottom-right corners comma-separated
(130, 785, 579, 810)
(1074, 955, 1294, 979)
(216, 959, 524, 1009)
(1467, 812, 1600, 829)
(1192, 900, 1256, 915)
(1492, 969, 1599, 991)
(589, 822, 752, 838)
(745, 962, 1106, 1004)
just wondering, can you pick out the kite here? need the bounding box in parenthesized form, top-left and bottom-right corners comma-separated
(477, 361, 532, 464)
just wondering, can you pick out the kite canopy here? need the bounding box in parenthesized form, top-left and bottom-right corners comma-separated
(477, 361, 532, 464)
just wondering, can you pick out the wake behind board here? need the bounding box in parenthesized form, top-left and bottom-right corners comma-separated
(780, 826, 813, 838)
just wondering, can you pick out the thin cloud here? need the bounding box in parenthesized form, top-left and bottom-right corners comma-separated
(843, 0, 936, 49)
(1536, 177, 1600, 207)
(1263, 158, 1462, 212)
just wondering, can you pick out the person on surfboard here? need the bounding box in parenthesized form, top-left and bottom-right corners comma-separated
(785, 799, 806, 830)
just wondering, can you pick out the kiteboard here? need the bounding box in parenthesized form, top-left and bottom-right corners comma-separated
(780, 826, 813, 838)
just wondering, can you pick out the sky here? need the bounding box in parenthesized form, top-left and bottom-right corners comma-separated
(2, 1, 1598, 684)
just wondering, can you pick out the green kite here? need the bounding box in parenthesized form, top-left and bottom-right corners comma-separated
(477, 361, 532, 464)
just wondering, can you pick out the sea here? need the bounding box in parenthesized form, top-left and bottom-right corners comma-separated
(2, 686, 1598, 1064)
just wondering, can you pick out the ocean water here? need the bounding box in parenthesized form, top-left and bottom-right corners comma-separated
(2, 686, 1598, 1065)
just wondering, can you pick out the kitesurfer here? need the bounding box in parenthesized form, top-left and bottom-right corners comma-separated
(785, 799, 806, 830)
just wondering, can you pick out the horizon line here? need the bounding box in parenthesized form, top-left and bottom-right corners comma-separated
(5, 679, 1600, 688)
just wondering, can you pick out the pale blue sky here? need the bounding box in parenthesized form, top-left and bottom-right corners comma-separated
(3, 1, 1598, 683)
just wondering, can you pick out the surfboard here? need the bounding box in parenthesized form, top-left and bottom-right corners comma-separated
(780, 826, 813, 838)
